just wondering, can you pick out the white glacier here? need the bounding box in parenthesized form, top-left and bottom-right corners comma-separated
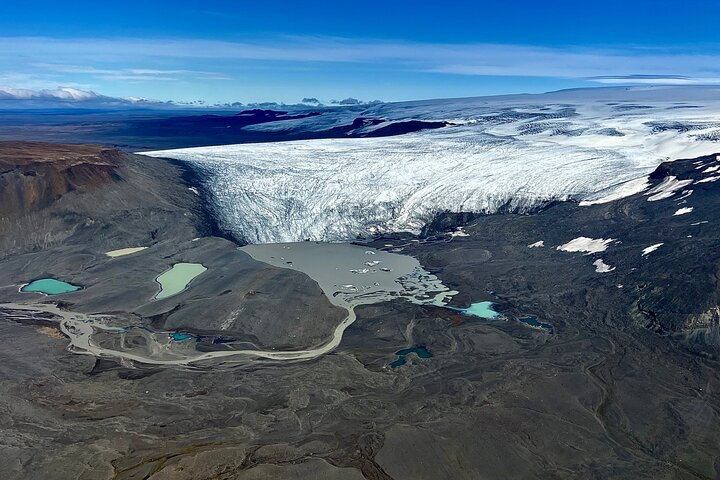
(144, 86, 720, 243)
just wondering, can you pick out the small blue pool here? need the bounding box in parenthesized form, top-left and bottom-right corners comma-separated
(390, 346, 433, 368)
(170, 332, 194, 341)
(518, 316, 554, 333)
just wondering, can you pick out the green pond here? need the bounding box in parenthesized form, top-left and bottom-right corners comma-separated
(459, 301, 499, 319)
(21, 278, 81, 295)
(155, 263, 207, 300)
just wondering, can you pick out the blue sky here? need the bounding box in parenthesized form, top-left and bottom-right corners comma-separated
(2, 0, 720, 104)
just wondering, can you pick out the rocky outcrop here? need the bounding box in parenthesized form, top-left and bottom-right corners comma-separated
(0, 141, 121, 219)
(0, 141, 199, 256)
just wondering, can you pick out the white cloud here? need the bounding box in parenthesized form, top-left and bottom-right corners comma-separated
(1, 36, 719, 83)
(0, 86, 171, 106)
(589, 75, 720, 85)
(3, 36, 720, 103)
(0, 86, 38, 99)
(30, 63, 231, 81)
(39, 87, 99, 100)
(0, 86, 98, 100)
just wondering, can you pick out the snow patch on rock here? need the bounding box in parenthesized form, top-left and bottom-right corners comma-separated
(642, 243, 664, 256)
(579, 177, 651, 206)
(646, 176, 694, 201)
(557, 237, 615, 254)
(593, 259, 616, 273)
(449, 227, 469, 237)
(673, 207, 694, 216)
(697, 175, 720, 184)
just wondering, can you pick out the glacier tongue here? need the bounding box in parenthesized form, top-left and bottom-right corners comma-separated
(144, 88, 720, 243)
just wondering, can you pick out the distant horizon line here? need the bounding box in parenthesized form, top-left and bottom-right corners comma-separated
(2, 83, 720, 111)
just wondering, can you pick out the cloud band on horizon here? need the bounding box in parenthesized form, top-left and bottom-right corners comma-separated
(2, 35, 720, 102)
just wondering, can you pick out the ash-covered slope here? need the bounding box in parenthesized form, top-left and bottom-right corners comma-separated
(0, 141, 206, 256)
(145, 86, 720, 243)
(0, 142, 121, 219)
(0, 141, 346, 348)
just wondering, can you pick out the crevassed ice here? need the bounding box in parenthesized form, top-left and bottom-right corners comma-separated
(144, 88, 720, 243)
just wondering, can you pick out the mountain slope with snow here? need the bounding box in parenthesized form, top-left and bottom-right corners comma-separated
(145, 86, 720, 243)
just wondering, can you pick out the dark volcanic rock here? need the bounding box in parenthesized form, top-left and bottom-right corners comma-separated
(407, 153, 720, 339)
(2, 142, 720, 480)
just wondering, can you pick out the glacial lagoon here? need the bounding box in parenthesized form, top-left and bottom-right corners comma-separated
(21, 278, 81, 295)
(240, 242, 458, 310)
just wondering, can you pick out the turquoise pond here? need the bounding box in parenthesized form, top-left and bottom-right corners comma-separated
(457, 301, 499, 319)
(518, 316, 554, 333)
(21, 278, 81, 295)
(169, 332, 236, 343)
(170, 332, 194, 341)
(390, 346, 433, 368)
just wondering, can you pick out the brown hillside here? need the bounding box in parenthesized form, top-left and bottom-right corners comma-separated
(0, 141, 122, 218)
